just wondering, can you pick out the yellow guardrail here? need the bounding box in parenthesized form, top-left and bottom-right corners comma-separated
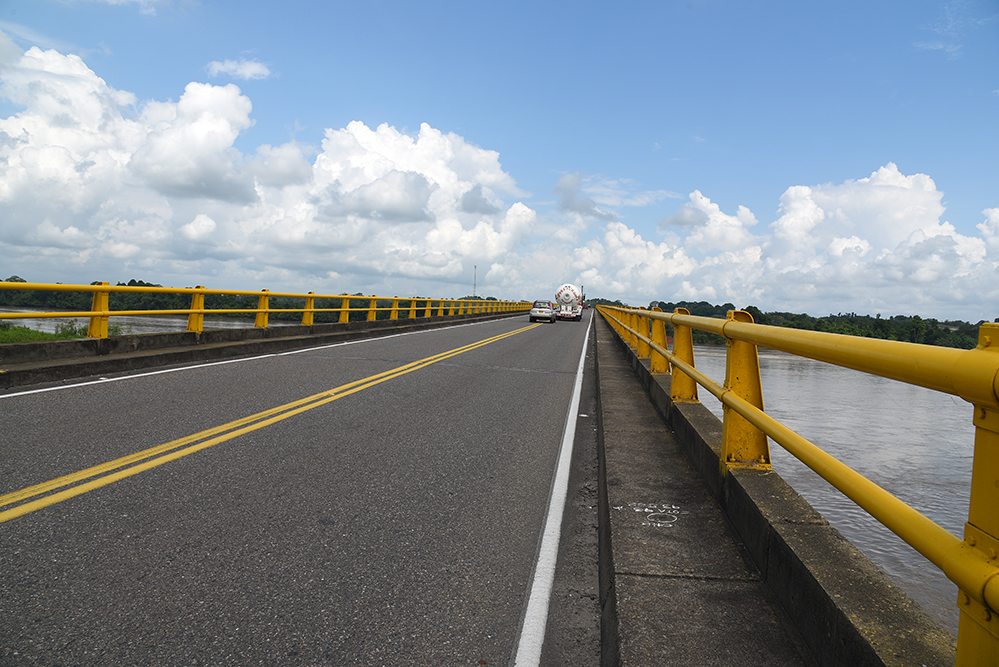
(0, 282, 531, 338)
(597, 304, 999, 666)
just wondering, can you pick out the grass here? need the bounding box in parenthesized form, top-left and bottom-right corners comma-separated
(0, 320, 130, 344)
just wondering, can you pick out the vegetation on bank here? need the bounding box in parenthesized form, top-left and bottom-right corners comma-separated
(0, 320, 130, 344)
(585, 297, 987, 350)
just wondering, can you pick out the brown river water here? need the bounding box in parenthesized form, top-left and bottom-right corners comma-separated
(692, 344, 971, 637)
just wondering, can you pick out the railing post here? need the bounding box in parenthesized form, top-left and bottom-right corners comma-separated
(408, 298, 417, 319)
(957, 323, 999, 665)
(628, 309, 639, 350)
(302, 292, 315, 326)
(87, 282, 110, 339)
(637, 308, 651, 358)
(650, 307, 669, 374)
(339, 295, 350, 323)
(670, 307, 698, 403)
(437, 299, 445, 317)
(448, 299, 455, 316)
(390, 297, 399, 320)
(367, 297, 377, 321)
(424, 299, 432, 318)
(720, 310, 770, 471)
(187, 286, 205, 333)
(254, 289, 269, 328)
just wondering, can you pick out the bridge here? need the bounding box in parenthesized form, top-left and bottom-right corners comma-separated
(1, 282, 996, 665)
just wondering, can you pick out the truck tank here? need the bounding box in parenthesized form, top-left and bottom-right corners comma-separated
(554, 283, 582, 321)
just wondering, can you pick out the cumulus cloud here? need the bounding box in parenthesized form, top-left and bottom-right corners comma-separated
(248, 142, 313, 187)
(622, 164, 992, 319)
(207, 58, 271, 81)
(180, 214, 217, 241)
(131, 82, 257, 202)
(0, 36, 540, 297)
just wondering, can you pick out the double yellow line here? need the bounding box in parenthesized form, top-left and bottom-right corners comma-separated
(1, 324, 541, 524)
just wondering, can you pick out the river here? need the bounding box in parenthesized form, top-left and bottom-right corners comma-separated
(0, 309, 298, 334)
(691, 345, 971, 637)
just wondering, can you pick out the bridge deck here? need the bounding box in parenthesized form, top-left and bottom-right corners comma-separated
(595, 313, 816, 665)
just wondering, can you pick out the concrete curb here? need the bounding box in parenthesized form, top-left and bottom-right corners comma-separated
(0, 311, 525, 390)
(599, 313, 956, 667)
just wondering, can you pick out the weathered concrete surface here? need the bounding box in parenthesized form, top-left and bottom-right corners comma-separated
(595, 314, 815, 666)
(0, 311, 523, 390)
(596, 312, 957, 666)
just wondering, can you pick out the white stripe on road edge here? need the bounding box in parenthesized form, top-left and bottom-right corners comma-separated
(513, 312, 593, 666)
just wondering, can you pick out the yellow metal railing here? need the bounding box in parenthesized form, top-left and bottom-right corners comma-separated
(598, 304, 999, 666)
(0, 282, 531, 338)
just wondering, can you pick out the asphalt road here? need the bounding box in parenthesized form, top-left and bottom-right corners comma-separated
(0, 312, 599, 666)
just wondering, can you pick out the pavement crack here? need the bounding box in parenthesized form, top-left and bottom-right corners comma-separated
(616, 570, 761, 583)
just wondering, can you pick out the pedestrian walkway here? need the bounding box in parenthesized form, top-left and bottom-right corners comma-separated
(595, 314, 816, 666)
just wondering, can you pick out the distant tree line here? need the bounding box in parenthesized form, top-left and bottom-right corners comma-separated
(583, 296, 985, 350)
(648, 300, 984, 349)
(0, 277, 500, 324)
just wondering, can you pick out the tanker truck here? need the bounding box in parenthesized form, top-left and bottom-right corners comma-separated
(554, 283, 583, 321)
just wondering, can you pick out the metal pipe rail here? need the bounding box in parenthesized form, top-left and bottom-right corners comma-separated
(597, 304, 999, 666)
(0, 282, 531, 338)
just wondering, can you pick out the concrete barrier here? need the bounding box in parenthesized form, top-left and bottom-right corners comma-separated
(602, 317, 956, 667)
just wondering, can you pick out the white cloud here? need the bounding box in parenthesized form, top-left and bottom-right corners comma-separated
(554, 173, 617, 222)
(977, 208, 999, 250)
(0, 21, 77, 55)
(248, 142, 313, 187)
(87, 0, 168, 16)
(579, 176, 681, 208)
(0, 37, 539, 295)
(180, 214, 217, 241)
(557, 166, 995, 321)
(131, 82, 256, 202)
(207, 59, 271, 81)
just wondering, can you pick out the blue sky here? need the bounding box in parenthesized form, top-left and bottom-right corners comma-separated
(0, 0, 996, 321)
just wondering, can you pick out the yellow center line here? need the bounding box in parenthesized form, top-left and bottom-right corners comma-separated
(1, 323, 542, 524)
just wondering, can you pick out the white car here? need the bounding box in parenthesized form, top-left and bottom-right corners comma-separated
(529, 300, 557, 323)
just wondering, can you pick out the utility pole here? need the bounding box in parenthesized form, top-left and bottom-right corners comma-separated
(473, 265, 477, 298)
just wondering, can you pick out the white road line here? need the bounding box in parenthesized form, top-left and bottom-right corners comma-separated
(0, 318, 499, 400)
(513, 313, 593, 666)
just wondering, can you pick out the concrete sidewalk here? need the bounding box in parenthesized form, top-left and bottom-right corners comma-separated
(594, 313, 816, 666)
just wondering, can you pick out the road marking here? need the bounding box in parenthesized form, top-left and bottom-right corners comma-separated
(0, 323, 542, 524)
(513, 313, 593, 666)
(0, 317, 502, 400)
